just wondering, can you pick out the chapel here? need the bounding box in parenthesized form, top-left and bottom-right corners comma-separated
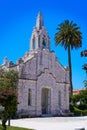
(1, 12, 70, 117)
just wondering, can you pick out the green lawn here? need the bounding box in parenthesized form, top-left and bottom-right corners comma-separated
(0, 125, 33, 130)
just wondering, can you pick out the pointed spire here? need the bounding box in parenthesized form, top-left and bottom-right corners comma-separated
(30, 12, 50, 51)
(36, 12, 44, 30)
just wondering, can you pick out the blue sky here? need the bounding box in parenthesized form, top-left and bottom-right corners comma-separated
(0, 0, 87, 89)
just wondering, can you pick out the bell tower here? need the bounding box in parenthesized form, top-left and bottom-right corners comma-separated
(30, 12, 50, 51)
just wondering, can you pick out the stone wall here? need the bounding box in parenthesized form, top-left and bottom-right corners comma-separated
(17, 79, 37, 116)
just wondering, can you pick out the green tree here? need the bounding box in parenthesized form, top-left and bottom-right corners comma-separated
(71, 89, 87, 110)
(79, 89, 87, 110)
(55, 20, 82, 95)
(83, 79, 87, 88)
(0, 69, 18, 130)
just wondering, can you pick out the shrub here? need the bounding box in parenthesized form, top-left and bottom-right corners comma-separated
(74, 107, 87, 116)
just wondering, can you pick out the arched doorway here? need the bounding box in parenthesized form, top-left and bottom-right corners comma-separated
(41, 88, 51, 114)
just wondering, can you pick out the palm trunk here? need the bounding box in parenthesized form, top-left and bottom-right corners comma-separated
(68, 45, 73, 96)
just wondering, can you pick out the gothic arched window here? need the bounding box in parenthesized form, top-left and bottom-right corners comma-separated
(28, 88, 32, 106)
(58, 91, 61, 107)
(42, 36, 47, 49)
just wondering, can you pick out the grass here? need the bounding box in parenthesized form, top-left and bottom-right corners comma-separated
(0, 125, 33, 130)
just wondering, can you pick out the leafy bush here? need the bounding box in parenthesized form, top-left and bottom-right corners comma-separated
(74, 107, 87, 116)
(71, 89, 87, 116)
(70, 104, 74, 112)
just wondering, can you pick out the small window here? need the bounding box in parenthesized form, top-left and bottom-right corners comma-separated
(28, 88, 31, 106)
(58, 91, 61, 107)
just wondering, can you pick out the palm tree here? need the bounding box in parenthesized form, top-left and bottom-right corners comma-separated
(55, 20, 82, 96)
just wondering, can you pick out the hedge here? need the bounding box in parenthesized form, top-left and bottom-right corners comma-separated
(74, 107, 87, 116)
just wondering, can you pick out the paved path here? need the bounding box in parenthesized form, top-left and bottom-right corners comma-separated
(9, 116, 87, 130)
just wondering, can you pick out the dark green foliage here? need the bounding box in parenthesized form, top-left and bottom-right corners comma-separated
(74, 107, 87, 116)
(71, 89, 87, 116)
(55, 20, 82, 49)
(78, 90, 87, 110)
